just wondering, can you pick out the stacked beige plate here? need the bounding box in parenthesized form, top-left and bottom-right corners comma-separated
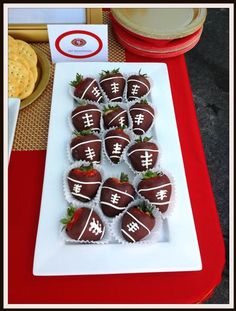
(111, 8, 207, 58)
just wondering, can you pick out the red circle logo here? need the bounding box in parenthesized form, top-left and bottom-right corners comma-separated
(71, 38, 87, 47)
(55, 30, 103, 59)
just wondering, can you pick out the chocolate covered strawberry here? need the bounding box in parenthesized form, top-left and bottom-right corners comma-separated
(103, 104, 128, 129)
(121, 203, 155, 242)
(127, 70, 150, 101)
(71, 103, 101, 132)
(129, 99, 155, 135)
(70, 130, 101, 163)
(100, 173, 135, 217)
(70, 73, 103, 103)
(67, 163, 102, 202)
(104, 127, 130, 164)
(128, 136, 159, 172)
(137, 171, 172, 213)
(99, 68, 125, 102)
(61, 206, 105, 241)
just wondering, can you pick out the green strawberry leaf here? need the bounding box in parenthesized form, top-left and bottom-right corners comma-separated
(120, 172, 129, 183)
(100, 68, 120, 79)
(138, 69, 148, 78)
(142, 170, 162, 180)
(79, 163, 94, 171)
(70, 73, 83, 87)
(135, 136, 152, 143)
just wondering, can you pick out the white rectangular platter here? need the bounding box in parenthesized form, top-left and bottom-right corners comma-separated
(33, 62, 202, 275)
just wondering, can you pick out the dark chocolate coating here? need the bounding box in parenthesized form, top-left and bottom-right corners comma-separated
(103, 107, 128, 129)
(121, 206, 155, 242)
(129, 102, 155, 135)
(127, 75, 150, 101)
(67, 168, 102, 202)
(74, 78, 103, 103)
(128, 141, 158, 171)
(71, 104, 101, 132)
(104, 129, 130, 164)
(137, 174, 172, 213)
(70, 133, 101, 163)
(100, 73, 125, 102)
(66, 207, 104, 241)
(100, 178, 135, 217)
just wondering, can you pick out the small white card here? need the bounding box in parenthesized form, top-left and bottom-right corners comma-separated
(47, 24, 108, 63)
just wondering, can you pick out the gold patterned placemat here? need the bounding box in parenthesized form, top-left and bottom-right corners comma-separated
(13, 11, 125, 151)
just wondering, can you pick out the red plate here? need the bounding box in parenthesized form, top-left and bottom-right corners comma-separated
(111, 14, 203, 54)
(113, 19, 202, 58)
(111, 12, 203, 49)
(113, 25, 201, 58)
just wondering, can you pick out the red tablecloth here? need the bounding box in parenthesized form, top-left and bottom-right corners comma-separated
(8, 53, 225, 304)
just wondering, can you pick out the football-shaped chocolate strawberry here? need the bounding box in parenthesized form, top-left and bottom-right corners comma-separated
(128, 137, 159, 172)
(127, 70, 150, 101)
(121, 203, 155, 242)
(137, 171, 172, 213)
(61, 206, 105, 241)
(99, 68, 125, 102)
(67, 163, 102, 202)
(71, 103, 101, 132)
(100, 173, 135, 217)
(70, 73, 103, 103)
(104, 127, 130, 164)
(129, 99, 155, 135)
(103, 104, 128, 129)
(70, 130, 101, 163)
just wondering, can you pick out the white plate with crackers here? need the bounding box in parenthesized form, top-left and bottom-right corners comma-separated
(8, 35, 50, 109)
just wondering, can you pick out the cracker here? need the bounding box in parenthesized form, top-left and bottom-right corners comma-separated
(8, 52, 30, 71)
(8, 76, 20, 97)
(8, 35, 16, 48)
(18, 70, 35, 99)
(15, 40, 37, 65)
(8, 59, 30, 92)
(30, 65, 38, 83)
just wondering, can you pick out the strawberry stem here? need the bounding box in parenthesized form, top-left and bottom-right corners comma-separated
(135, 136, 152, 143)
(70, 73, 83, 87)
(79, 163, 94, 171)
(103, 104, 119, 113)
(142, 170, 162, 180)
(100, 68, 120, 79)
(138, 69, 148, 78)
(120, 172, 129, 182)
(139, 99, 149, 105)
(73, 129, 92, 136)
(60, 205, 76, 228)
(137, 202, 154, 216)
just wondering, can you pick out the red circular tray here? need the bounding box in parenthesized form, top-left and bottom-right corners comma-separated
(112, 21, 202, 58)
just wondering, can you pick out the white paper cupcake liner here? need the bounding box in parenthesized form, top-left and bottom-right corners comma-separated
(133, 168, 176, 219)
(124, 136, 162, 175)
(110, 199, 163, 244)
(101, 101, 133, 132)
(59, 203, 112, 244)
(68, 101, 103, 134)
(102, 126, 136, 166)
(67, 132, 103, 164)
(63, 160, 103, 208)
(69, 85, 104, 106)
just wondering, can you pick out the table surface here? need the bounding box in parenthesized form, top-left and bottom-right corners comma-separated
(8, 8, 228, 304)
